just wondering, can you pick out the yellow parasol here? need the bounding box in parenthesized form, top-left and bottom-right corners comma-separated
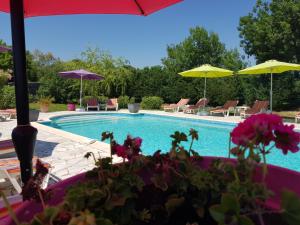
(238, 60, 300, 111)
(179, 64, 233, 98)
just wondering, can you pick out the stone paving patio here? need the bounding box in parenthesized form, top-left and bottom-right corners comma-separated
(1, 110, 299, 183)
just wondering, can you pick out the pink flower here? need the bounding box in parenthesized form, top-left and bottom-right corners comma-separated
(113, 144, 127, 159)
(274, 124, 300, 154)
(231, 114, 282, 146)
(112, 135, 143, 160)
(134, 137, 143, 148)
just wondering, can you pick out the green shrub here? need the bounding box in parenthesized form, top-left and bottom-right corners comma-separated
(38, 96, 53, 106)
(97, 95, 108, 104)
(141, 96, 163, 109)
(82, 96, 93, 106)
(0, 85, 16, 109)
(118, 96, 130, 109)
(129, 97, 136, 104)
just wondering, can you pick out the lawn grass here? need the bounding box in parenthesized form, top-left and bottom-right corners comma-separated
(273, 111, 298, 118)
(29, 103, 70, 112)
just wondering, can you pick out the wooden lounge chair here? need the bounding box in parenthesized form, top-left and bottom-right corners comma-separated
(0, 112, 10, 122)
(295, 113, 300, 123)
(163, 98, 190, 112)
(0, 139, 15, 155)
(105, 98, 118, 111)
(0, 194, 23, 220)
(240, 100, 269, 118)
(184, 98, 209, 114)
(86, 98, 99, 111)
(210, 100, 239, 117)
(0, 109, 16, 120)
(0, 157, 51, 194)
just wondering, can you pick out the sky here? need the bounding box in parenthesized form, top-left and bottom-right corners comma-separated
(0, 0, 257, 68)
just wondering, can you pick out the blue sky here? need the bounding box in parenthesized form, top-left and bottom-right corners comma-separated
(0, 0, 256, 67)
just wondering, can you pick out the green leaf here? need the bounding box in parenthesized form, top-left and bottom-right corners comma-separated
(189, 128, 199, 140)
(221, 193, 240, 213)
(238, 215, 255, 225)
(151, 174, 168, 191)
(96, 218, 114, 225)
(281, 190, 300, 225)
(44, 207, 60, 223)
(209, 205, 225, 223)
(165, 196, 185, 214)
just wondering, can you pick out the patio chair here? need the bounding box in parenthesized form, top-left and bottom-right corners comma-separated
(0, 139, 15, 156)
(105, 98, 118, 111)
(0, 112, 10, 122)
(86, 98, 100, 111)
(184, 98, 209, 114)
(0, 194, 23, 220)
(240, 100, 269, 118)
(295, 113, 300, 123)
(0, 157, 51, 194)
(0, 109, 16, 120)
(163, 98, 190, 112)
(210, 100, 239, 117)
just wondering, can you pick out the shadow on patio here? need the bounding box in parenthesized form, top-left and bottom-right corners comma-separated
(34, 140, 59, 158)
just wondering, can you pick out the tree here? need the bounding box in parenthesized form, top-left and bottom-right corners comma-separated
(238, 0, 300, 109)
(161, 26, 245, 105)
(0, 40, 12, 71)
(239, 0, 300, 63)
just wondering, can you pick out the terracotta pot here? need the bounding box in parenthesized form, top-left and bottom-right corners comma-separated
(67, 103, 76, 111)
(2, 157, 300, 224)
(39, 104, 49, 113)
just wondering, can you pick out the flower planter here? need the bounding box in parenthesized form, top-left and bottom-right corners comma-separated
(128, 103, 140, 113)
(67, 103, 76, 111)
(39, 104, 49, 113)
(29, 109, 40, 122)
(3, 157, 300, 225)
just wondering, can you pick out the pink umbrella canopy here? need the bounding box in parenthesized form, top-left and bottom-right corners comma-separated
(59, 69, 103, 80)
(59, 69, 104, 108)
(0, 45, 11, 52)
(0, 0, 183, 185)
(0, 0, 182, 17)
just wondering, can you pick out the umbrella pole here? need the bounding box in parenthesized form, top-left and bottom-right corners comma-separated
(10, 0, 37, 186)
(80, 75, 83, 108)
(270, 72, 273, 112)
(204, 77, 207, 99)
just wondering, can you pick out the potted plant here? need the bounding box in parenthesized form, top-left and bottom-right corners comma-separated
(2, 114, 300, 225)
(38, 97, 53, 113)
(98, 95, 108, 110)
(128, 97, 140, 113)
(29, 109, 40, 122)
(67, 99, 77, 111)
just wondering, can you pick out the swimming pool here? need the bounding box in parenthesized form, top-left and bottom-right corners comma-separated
(41, 113, 300, 172)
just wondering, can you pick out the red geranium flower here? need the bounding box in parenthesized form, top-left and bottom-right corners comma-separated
(231, 114, 282, 147)
(113, 144, 127, 159)
(274, 124, 300, 154)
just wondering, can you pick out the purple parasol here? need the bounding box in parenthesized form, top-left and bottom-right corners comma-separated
(0, 45, 11, 52)
(59, 69, 104, 108)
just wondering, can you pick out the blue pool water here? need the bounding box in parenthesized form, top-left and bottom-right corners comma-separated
(41, 113, 300, 172)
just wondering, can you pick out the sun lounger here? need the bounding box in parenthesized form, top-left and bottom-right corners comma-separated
(0, 112, 10, 122)
(0, 109, 16, 120)
(0, 194, 23, 220)
(86, 98, 100, 111)
(210, 100, 239, 117)
(164, 98, 190, 112)
(105, 98, 118, 111)
(0, 157, 51, 194)
(184, 98, 208, 114)
(240, 100, 269, 118)
(0, 139, 15, 155)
